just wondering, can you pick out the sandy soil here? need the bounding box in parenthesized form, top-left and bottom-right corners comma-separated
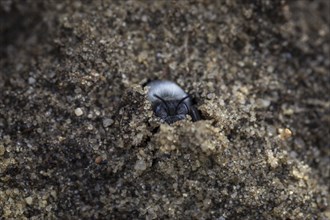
(0, 0, 329, 219)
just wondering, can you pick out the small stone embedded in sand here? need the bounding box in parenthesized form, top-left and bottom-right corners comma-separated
(282, 107, 294, 115)
(292, 165, 310, 181)
(102, 118, 114, 127)
(238, 61, 246, 67)
(267, 66, 274, 73)
(25, 197, 33, 205)
(266, 149, 279, 168)
(256, 98, 271, 108)
(207, 93, 215, 99)
(28, 77, 36, 84)
(0, 144, 5, 156)
(138, 51, 148, 64)
(95, 156, 103, 164)
(50, 190, 57, 199)
(74, 108, 83, 116)
(134, 159, 147, 171)
(278, 128, 292, 140)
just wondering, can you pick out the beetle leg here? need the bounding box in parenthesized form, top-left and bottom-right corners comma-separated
(189, 106, 201, 122)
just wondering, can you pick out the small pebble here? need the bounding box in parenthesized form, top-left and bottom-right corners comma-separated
(238, 61, 245, 67)
(102, 118, 114, 127)
(267, 66, 274, 73)
(256, 98, 271, 108)
(25, 197, 33, 205)
(278, 128, 292, 140)
(28, 77, 36, 84)
(74, 108, 83, 116)
(134, 159, 147, 171)
(95, 156, 103, 164)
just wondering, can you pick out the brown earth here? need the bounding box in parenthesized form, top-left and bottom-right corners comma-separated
(0, 0, 329, 219)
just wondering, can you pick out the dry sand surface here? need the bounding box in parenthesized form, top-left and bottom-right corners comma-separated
(0, 0, 329, 219)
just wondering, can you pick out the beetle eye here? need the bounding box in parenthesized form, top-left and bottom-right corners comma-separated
(155, 105, 168, 118)
(176, 103, 188, 115)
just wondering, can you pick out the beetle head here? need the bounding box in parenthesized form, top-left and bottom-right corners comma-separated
(153, 95, 190, 124)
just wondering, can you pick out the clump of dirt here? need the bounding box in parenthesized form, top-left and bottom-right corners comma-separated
(0, 0, 329, 219)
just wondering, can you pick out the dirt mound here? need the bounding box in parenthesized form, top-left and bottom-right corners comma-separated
(0, 0, 329, 219)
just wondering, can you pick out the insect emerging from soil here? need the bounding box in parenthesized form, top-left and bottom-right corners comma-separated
(146, 80, 200, 124)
